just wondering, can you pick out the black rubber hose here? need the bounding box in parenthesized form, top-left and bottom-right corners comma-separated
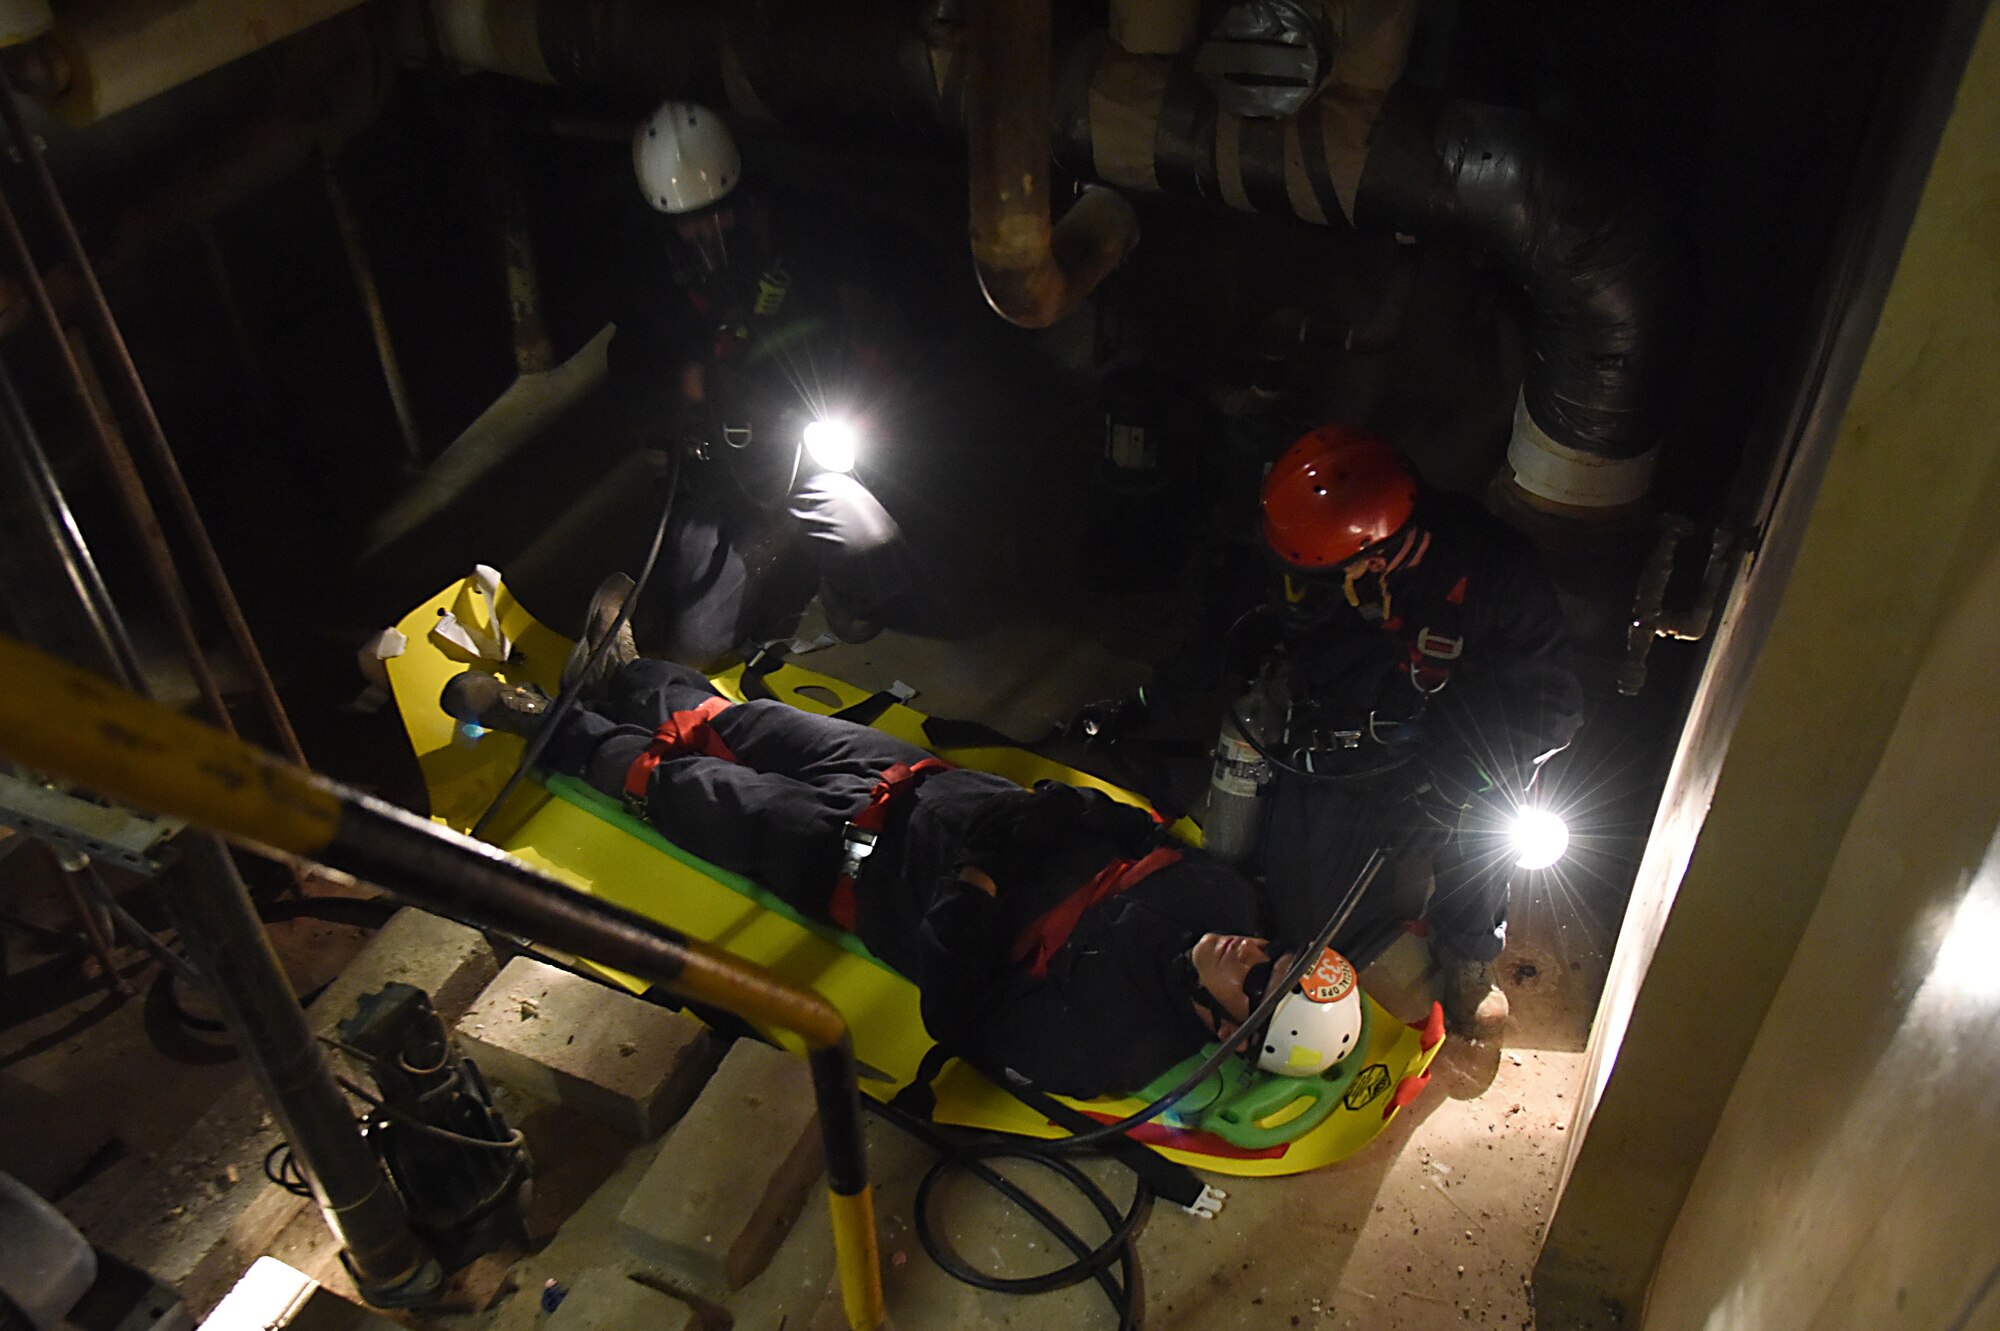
(865, 1096, 1146, 1330)
(870, 844, 1391, 1327)
(1355, 87, 1688, 463)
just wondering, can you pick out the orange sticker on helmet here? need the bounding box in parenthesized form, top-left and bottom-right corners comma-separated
(1299, 949, 1357, 1004)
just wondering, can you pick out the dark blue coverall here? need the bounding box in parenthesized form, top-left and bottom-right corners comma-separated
(1258, 493, 1584, 961)
(541, 660, 1261, 1098)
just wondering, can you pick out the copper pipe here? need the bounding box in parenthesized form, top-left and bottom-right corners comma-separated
(0, 353, 147, 689)
(320, 152, 426, 467)
(0, 186, 236, 732)
(472, 102, 555, 376)
(0, 73, 309, 768)
(964, 0, 1137, 328)
(51, 846, 134, 998)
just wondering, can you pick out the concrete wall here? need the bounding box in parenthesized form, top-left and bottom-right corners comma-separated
(1646, 431, 2000, 1329)
(1640, 10, 2000, 1322)
(1537, 1, 2000, 1316)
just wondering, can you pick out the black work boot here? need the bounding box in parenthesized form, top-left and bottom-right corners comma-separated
(440, 671, 552, 739)
(1435, 951, 1510, 1043)
(561, 572, 639, 697)
(816, 578, 882, 645)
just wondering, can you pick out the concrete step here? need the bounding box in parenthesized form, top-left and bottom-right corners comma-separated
(454, 956, 719, 1139)
(616, 1038, 824, 1293)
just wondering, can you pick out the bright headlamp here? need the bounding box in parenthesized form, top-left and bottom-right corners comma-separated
(802, 417, 859, 473)
(1509, 807, 1570, 870)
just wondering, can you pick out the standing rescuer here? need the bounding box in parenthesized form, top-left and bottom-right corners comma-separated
(613, 100, 915, 661)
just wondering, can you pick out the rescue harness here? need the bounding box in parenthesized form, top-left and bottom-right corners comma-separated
(829, 757, 951, 930)
(621, 700, 1179, 957)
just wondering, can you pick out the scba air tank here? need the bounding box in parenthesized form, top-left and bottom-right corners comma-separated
(1203, 713, 1272, 864)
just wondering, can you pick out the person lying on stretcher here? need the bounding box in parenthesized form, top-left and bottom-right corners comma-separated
(443, 651, 1334, 1100)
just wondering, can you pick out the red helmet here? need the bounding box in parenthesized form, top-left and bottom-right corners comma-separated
(1259, 425, 1418, 570)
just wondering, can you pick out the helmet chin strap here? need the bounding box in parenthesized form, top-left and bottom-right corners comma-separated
(1339, 525, 1427, 622)
(1233, 955, 1287, 1071)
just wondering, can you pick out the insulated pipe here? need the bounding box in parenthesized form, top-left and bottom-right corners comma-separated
(1110, 0, 1200, 57)
(1353, 90, 1685, 507)
(29, 0, 373, 123)
(1054, 38, 1382, 226)
(519, 0, 950, 129)
(0, 632, 888, 1331)
(965, 0, 1138, 328)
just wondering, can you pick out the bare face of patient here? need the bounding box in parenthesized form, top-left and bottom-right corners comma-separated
(1188, 933, 1290, 1041)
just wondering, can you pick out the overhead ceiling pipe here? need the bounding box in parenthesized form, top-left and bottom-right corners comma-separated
(965, 0, 1138, 328)
(506, 0, 954, 131)
(1050, 10, 1683, 511)
(1353, 91, 1687, 513)
(426, 0, 1683, 500)
(1109, 0, 1201, 58)
(1054, 0, 1418, 225)
(7, 0, 381, 123)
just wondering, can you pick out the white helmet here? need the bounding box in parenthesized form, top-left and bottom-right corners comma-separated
(1256, 947, 1364, 1077)
(633, 101, 741, 214)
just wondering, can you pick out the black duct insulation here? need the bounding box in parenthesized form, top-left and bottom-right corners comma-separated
(1354, 88, 1689, 463)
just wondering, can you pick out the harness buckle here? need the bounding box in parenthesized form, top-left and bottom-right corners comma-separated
(837, 824, 879, 881)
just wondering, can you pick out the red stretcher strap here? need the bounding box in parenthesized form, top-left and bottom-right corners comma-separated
(828, 757, 951, 931)
(1009, 845, 1185, 978)
(622, 696, 737, 804)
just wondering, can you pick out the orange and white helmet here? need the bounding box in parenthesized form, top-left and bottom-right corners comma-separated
(1256, 947, 1364, 1076)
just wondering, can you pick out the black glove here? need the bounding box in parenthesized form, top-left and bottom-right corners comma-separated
(956, 781, 1139, 887)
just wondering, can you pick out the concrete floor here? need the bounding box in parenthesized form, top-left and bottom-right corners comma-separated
(461, 930, 1588, 1331)
(3, 603, 1613, 1331)
(3, 323, 1633, 1327)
